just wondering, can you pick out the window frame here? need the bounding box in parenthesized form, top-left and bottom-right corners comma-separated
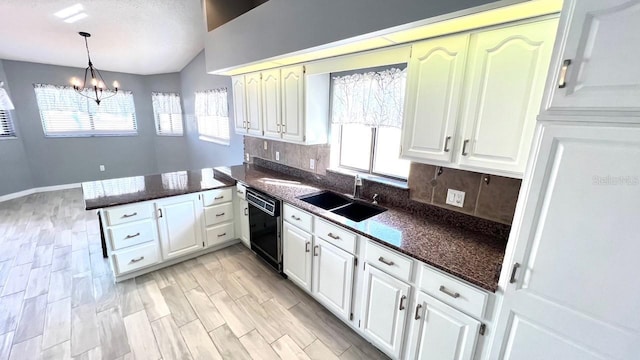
(0, 109, 17, 139)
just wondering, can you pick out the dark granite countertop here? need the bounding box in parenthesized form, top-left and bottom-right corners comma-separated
(82, 168, 235, 210)
(216, 164, 505, 292)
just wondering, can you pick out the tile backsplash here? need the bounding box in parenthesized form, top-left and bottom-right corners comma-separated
(244, 136, 521, 226)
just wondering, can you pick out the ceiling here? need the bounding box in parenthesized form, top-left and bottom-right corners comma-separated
(0, 0, 206, 75)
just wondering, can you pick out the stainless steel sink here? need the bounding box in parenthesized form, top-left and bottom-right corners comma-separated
(298, 190, 386, 222)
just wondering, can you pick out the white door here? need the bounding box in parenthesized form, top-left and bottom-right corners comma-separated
(156, 194, 204, 260)
(239, 199, 250, 248)
(281, 65, 305, 142)
(457, 19, 558, 177)
(312, 237, 354, 320)
(245, 72, 263, 136)
(231, 75, 247, 134)
(401, 34, 469, 164)
(407, 291, 480, 360)
(282, 222, 312, 291)
(490, 124, 640, 360)
(360, 264, 411, 359)
(544, 0, 640, 115)
(262, 69, 282, 139)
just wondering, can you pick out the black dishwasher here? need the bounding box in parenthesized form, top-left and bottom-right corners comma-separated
(246, 188, 283, 273)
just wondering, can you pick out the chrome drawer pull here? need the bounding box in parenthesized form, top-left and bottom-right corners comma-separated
(305, 242, 310, 253)
(237, 190, 244, 195)
(122, 212, 137, 218)
(291, 215, 301, 221)
(414, 304, 422, 320)
(217, 233, 227, 238)
(313, 245, 319, 256)
(439, 285, 460, 299)
(129, 256, 144, 264)
(214, 196, 224, 200)
(399, 295, 407, 310)
(215, 213, 225, 217)
(327, 232, 340, 240)
(378, 257, 394, 266)
(244, 207, 248, 216)
(125, 232, 140, 239)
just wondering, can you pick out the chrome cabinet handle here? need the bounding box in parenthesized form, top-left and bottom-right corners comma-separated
(214, 196, 224, 200)
(461, 139, 470, 156)
(399, 295, 407, 310)
(244, 207, 248, 216)
(305, 241, 310, 253)
(215, 212, 225, 217)
(414, 304, 422, 320)
(158, 209, 163, 218)
(125, 232, 140, 239)
(237, 190, 244, 195)
(558, 59, 571, 88)
(217, 233, 227, 237)
(378, 257, 394, 266)
(443, 136, 451, 152)
(327, 233, 340, 240)
(129, 256, 144, 264)
(122, 212, 137, 218)
(313, 245, 319, 256)
(439, 285, 460, 299)
(510, 263, 521, 284)
(291, 215, 301, 221)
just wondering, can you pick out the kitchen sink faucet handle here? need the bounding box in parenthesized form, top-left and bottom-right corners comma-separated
(372, 194, 379, 205)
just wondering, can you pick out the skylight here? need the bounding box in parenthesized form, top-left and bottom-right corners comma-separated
(54, 3, 87, 23)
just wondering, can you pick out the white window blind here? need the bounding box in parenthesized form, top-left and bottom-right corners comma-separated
(0, 110, 15, 138)
(152, 92, 183, 136)
(34, 84, 137, 137)
(195, 88, 230, 144)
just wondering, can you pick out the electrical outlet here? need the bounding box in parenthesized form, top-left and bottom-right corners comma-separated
(275, 151, 280, 161)
(245, 153, 250, 162)
(446, 189, 465, 208)
(263, 141, 268, 150)
(310, 159, 315, 170)
(99, 165, 105, 172)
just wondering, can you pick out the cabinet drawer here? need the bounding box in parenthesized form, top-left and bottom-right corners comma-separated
(364, 241, 413, 282)
(283, 204, 313, 233)
(204, 202, 234, 226)
(315, 219, 356, 254)
(236, 183, 247, 200)
(202, 188, 233, 206)
(108, 219, 156, 250)
(104, 203, 153, 226)
(113, 242, 159, 275)
(206, 222, 235, 246)
(418, 264, 488, 319)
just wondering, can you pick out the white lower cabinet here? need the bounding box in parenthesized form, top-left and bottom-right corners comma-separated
(282, 221, 313, 291)
(360, 264, 411, 359)
(156, 193, 204, 260)
(238, 198, 250, 247)
(312, 237, 355, 321)
(407, 291, 481, 360)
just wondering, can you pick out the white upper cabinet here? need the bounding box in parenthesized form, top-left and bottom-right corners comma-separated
(542, 0, 640, 119)
(281, 65, 305, 142)
(457, 19, 558, 176)
(231, 75, 247, 133)
(156, 194, 204, 260)
(244, 72, 263, 136)
(401, 34, 469, 163)
(262, 69, 282, 139)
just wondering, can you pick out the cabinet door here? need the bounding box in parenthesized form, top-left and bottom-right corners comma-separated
(544, 0, 640, 116)
(457, 19, 558, 177)
(360, 264, 411, 359)
(283, 222, 312, 291)
(262, 69, 282, 139)
(401, 34, 469, 164)
(312, 237, 354, 320)
(239, 199, 250, 248)
(245, 72, 263, 136)
(281, 65, 305, 142)
(490, 124, 640, 360)
(407, 291, 480, 360)
(156, 194, 204, 260)
(232, 75, 247, 133)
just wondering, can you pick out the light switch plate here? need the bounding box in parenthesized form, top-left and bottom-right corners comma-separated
(99, 165, 105, 172)
(263, 141, 268, 150)
(446, 189, 465, 208)
(275, 151, 280, 161)
(310, 159, 315, 170)
(245, 153, 250, 162)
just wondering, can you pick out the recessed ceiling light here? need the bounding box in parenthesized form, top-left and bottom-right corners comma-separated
(54, 3, 84, 19)
(63, 13, 88, 24)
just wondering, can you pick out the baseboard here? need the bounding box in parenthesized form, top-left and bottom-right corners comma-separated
(0, 183, 81, 203)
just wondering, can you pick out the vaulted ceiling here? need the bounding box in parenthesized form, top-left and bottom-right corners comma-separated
(0, 0, 206, 75)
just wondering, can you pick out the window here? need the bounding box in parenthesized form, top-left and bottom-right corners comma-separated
(331, 66, 411, 179)
(33, 84, 137, 137)
(0, 110, 15, 138)
(152, 92, 183, 136)
(195, 88, 230, 144)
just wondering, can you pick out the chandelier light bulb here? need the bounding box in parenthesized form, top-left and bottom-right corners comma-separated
(91, 78, 98, 86)
(113, 81, 120, 89)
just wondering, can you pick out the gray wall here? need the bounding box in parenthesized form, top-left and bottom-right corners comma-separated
(180, 51, 244, 169)
(0, 60, 34, 195)
(205, 0, 501, 72)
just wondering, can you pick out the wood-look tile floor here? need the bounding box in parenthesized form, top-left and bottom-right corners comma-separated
(0, 189, 389, 360)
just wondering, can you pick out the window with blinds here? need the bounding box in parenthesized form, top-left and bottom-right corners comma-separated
(0, 110, 16, 138)
(195, 88, 230, 144)
(33, 84, 137, 137)
(152, 92, 184, 136)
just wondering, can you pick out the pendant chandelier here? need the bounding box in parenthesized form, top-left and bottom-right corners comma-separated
(70, 32, 119, 105)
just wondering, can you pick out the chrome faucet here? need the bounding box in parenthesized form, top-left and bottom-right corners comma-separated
(353, 175, 363, 199)
(372, 194, 379, 205)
